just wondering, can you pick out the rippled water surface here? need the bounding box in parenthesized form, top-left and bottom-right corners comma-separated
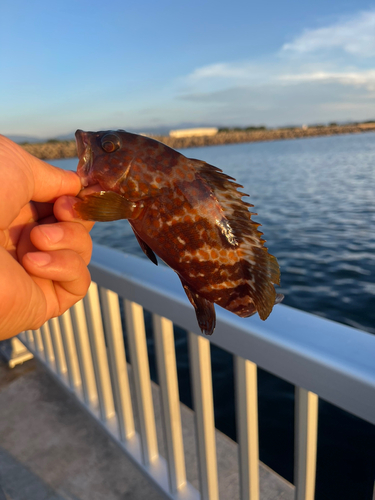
(53, 132, 375, 499)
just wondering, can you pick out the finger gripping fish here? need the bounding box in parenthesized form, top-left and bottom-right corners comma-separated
(74, 129, 283, 335)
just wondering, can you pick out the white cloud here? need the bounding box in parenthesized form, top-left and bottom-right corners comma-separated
(278, 70, 375, 91)
(185, 61, 270, 87)
(188, 63, 250, 80)
(282, 10, 375, 57)
(177, 9, 375, 126)
(182, 9, 375, 94)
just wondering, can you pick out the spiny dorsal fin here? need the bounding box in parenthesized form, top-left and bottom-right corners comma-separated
(192, 159, 281, 319)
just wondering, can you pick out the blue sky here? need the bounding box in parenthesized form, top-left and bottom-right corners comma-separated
(1, 0, 375, 138)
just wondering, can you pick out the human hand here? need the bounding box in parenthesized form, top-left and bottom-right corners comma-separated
(0, 135, 94, 340)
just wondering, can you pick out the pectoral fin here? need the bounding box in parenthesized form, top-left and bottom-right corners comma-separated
(180, 278, 216, 335)
(74, 191, 139, 221)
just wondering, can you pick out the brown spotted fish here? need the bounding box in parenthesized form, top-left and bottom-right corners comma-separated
(74, 129, 283, 335)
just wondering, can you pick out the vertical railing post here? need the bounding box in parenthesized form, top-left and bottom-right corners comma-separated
(40, 323, 55, 368)
(59, 310, 82, 391)
(33, 329, 44, 358)
(235, 356, 259, 500)
(84, 282, 115, 422)
(70, 300, 98, 407)
(26, 330, 35, 351)
(124, 299, 158, 465)
(294, 387, 319, 500)
(48, 317, 67, 378)
(100, 288, 135, 442)
(188, 331, 219, 500)
(153, 314, 187, 493)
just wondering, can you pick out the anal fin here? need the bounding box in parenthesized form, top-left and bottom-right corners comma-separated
(180, 277, 216, 335)
(74, 191, 139, 221)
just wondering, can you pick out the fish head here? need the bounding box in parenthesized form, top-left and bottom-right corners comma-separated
(76, 129, 131, 192)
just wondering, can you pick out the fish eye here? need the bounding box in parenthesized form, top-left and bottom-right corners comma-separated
(101, 133, 121, 153)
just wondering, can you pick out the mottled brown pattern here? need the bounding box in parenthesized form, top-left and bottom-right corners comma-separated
(74, 129, 282, 334)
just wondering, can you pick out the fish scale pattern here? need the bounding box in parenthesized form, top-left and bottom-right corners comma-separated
(75, 129, 282, 334)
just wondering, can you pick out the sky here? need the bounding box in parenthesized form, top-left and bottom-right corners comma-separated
(1, 0, 375, 138)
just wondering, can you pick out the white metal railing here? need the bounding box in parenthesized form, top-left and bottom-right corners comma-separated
(18, 243, 375, 500)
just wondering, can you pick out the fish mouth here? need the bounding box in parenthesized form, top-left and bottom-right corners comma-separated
(75, 130, 93, 187)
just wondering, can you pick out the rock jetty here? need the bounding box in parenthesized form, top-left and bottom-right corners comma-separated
(20, 122, 375, 160)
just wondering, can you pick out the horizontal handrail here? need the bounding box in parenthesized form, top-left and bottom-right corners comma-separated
(89, 244, 375, 425)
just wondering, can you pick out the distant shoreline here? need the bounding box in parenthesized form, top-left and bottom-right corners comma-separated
(20, 122, 375, 160)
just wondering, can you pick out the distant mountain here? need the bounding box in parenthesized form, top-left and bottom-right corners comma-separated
(6, 132, 77, 143)
(4, 134, 47, 144)
(55, 132, 76, 141)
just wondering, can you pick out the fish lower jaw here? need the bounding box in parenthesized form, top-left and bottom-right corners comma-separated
(77, 167, 92, 187)
(78, 183, 103, 198)
(77, 148, 94, 187)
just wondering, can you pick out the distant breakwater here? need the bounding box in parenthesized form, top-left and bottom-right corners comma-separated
(20, 123, 375, 160)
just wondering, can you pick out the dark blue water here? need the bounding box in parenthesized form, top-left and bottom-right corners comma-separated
(52, 132, 375, 499)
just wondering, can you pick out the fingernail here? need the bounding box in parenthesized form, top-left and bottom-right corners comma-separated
(39, 225, 64, 243)
(61, 196, 76, 211)
(27, 252, 52, 266)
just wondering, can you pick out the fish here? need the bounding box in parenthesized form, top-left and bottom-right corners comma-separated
(74, 129, 283, 335)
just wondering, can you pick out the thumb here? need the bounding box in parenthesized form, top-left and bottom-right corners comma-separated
(22, 144, 81, 202)
(0, 135, 81, 228)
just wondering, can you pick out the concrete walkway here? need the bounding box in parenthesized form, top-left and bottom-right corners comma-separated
(0, 356, 294, 500)
(0, 358, 164, 500)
